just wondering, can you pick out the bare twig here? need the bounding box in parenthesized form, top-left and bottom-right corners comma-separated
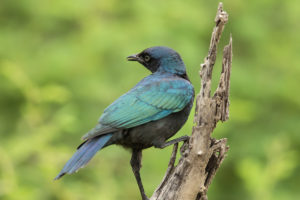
(152, 143, 178, 198)
(150, 3, 232, 200)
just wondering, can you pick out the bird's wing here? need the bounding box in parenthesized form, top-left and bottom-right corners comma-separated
(82, 76, 194, 140)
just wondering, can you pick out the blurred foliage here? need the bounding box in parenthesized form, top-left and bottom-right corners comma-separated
(0, 0, 299, 199)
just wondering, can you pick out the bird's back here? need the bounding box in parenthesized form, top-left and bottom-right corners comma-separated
(106, 72, 194, 149)
(83, 72, 194, 142)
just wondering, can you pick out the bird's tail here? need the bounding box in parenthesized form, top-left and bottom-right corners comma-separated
(54, 133, 113, 180)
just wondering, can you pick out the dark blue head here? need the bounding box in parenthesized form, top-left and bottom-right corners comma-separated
(127, 46, 186, 75)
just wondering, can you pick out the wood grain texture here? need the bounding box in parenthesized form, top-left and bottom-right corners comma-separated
(150, 3, 232, 200)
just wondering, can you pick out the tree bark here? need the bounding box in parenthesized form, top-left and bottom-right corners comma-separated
(150, 3, 232, 200)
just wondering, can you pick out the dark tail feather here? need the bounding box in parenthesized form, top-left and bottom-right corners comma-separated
(54, 133, 113, 180)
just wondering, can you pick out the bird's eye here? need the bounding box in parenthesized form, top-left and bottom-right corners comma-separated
(144, 55, 151, 62)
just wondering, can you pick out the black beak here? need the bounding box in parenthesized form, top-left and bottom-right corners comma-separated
(127, 54, 140, 62)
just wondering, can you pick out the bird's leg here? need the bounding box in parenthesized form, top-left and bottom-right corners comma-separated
(154, 135, 190, 149)
(130, 149, 149, 200)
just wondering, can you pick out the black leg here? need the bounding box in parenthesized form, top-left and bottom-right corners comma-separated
(154, 135, 190, 149)
(130, 149, 149, 200)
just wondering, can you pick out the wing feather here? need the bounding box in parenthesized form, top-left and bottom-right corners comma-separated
(82, 74, 194, 140)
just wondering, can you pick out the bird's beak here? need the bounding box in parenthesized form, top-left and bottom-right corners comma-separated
(127, 54, 140, 62)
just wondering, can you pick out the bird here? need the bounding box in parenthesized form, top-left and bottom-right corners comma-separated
(54, 46, 194, 200)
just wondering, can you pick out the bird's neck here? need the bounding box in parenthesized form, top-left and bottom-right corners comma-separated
(157, 58, 186, 75)
(153, 70, 191, 82)
(178, 73, 190, 81)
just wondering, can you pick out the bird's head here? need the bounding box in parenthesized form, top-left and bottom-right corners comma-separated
(127, 46, 186, 75)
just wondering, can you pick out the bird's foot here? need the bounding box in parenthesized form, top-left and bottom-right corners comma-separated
(154, 135, 190, 149)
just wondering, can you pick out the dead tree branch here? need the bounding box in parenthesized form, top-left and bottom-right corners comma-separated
(150, 3, 232, 200)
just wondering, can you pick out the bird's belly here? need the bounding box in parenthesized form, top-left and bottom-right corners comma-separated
(114, 101, 192, 150)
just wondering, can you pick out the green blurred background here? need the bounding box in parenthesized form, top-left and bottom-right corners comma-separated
(0, 0, 299, 199)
